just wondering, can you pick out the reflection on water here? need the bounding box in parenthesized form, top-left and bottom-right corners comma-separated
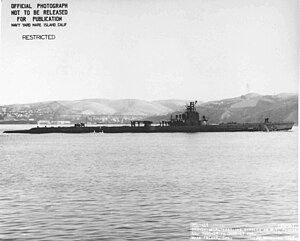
(0, 127, 297, 240)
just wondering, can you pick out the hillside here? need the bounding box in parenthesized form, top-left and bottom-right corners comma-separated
(0, 98, 189, 123)
(0, 94, 297, 124)
(148, 93, 298, 124)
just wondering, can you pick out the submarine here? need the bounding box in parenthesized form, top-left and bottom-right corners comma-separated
(3, 101, 294, 134)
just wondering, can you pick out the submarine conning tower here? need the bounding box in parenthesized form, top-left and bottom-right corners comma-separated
(169, 101, 201, 126)
(183, 101, 200, 126)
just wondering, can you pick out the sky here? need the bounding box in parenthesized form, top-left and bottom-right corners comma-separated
(0, 0, 298, 105)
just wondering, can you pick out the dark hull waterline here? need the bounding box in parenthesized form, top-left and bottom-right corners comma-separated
(3, 122, 294, 134)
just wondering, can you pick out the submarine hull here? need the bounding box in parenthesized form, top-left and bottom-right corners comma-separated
(3, 122, 294, 134)
(101, 122, 294, 133)
(3, 126, 102, 134)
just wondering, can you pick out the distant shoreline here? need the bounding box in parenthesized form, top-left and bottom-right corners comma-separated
(0, 121, 36, 125)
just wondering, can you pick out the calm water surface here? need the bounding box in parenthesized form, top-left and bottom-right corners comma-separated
(0, 126, 297, 240)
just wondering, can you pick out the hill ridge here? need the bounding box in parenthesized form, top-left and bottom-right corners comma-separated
(0, 93, 297, 124)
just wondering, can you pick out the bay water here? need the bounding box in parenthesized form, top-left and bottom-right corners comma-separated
(0, 126, 297, 240)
